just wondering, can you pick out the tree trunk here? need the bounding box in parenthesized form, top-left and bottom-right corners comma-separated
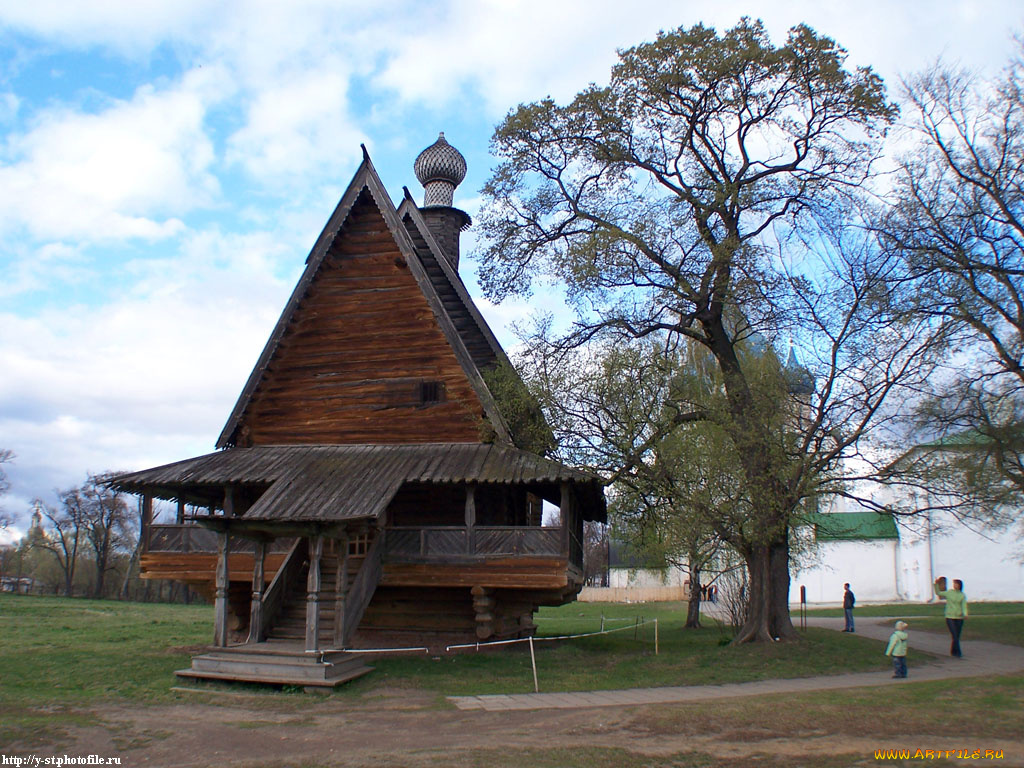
(64, 565, 74, 597)
(768, 535, 796, 639)
(685, 566, 702, 628)
(684, 557, 700, 626)
(732, 533, 797, 644)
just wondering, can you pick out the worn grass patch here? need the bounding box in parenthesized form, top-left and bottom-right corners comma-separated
(234, 749, 879, 768)
(0, 705, 104, 750)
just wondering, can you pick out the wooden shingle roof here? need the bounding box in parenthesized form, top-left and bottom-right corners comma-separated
(113, 443, 606, 524)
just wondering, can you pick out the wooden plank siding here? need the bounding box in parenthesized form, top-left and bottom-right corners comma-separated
(236, 191, 486, 446)
(139, 552, 287, 584)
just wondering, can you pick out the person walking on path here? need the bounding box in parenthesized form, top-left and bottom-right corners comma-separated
(885, 620, 909, 678)
(934, 577, 968, 657)
(843, 583, 856, 632)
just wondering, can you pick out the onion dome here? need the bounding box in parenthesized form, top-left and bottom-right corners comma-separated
(414, 132, 467, 207)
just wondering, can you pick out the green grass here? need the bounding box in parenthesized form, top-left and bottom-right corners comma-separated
(0, 594, 210, 707)
(354, 600, 918, 697)
(0, 593, 212, 746)
(803, 601, 1022, 617)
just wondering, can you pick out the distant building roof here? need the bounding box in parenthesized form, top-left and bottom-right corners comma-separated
(807, 511, 899, 541)
(914, 425, 1024, 451)
(607, 540, 665, 570)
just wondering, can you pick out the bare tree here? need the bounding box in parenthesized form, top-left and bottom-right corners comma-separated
(37, 490, 87, 597)
(80, 474, 131, 598)
(876, 41, 1024, 523)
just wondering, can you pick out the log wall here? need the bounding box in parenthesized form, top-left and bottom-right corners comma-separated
(237, 191, 485, 445)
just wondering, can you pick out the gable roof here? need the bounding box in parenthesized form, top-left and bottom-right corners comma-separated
(397, 194, 509, 373)
(217, 149, 513, 449)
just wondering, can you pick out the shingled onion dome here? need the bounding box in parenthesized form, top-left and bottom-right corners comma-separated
(413, 132, 472, 270)
(414, 132, 467, 207)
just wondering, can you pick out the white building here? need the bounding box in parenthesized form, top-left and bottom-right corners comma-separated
(792, 509, 1023, 605)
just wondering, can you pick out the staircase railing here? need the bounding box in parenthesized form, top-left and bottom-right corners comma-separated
(340, 530, 383, 647)
(260, 538, 305, 640)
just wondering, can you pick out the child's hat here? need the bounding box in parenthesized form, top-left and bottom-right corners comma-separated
(895, 620, 908, 630)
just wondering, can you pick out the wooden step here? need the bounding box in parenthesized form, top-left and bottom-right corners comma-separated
(179, 645, 373, 687)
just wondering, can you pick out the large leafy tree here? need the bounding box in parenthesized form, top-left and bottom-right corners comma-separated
(477, 20, 931, 642)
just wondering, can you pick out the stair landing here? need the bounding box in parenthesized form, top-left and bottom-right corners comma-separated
(176, 641, 373, 689)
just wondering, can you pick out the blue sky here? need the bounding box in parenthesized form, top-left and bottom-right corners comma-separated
(1, 0, 1021, 542)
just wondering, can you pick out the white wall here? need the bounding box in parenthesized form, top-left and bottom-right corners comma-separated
(609, 565, 688, 589)
(792, 539, 900, 604)
(791, 512, 1023, 604)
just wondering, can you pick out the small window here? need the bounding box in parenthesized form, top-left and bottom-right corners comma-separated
(418, 380, 445, 405)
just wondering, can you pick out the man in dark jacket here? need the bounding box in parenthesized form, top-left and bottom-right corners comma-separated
(843, 583, 856, 632)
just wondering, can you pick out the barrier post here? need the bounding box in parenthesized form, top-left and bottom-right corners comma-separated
(529, 636, 539, 693)
(655, 618, 659, 655)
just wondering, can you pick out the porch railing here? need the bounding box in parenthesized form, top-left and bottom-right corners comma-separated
(145, 524, 294, 554)
(384, 526, 564, 559)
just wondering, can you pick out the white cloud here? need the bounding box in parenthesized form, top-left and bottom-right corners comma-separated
(0, 66, 226, 242)
(226, 65, 367, 186)
(0, 0, 213, 56)
(0, 225, 299, 518)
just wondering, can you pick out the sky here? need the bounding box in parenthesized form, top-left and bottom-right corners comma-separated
(1, 0, 1021, 543)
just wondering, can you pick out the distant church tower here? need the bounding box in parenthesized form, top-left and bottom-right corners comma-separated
(29, 501, 44, 534)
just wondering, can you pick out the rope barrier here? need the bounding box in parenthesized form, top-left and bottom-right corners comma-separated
(445, 617, 659, 651)
(302, 616, 660, 676)
(444, 616, 660, 693)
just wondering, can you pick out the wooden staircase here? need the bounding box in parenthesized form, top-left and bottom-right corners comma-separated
(176, 532, 382, 689)
(267, 550, 358, 646)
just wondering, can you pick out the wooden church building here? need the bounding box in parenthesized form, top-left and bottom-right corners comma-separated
(112, 135, 606, 687)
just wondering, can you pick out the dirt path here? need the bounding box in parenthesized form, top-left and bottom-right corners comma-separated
(30, 693, 1024, 767)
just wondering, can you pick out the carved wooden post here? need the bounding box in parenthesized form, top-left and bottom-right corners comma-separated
(213, 530, 230, 647)
(176, 499, 185, 525)
(305, 534, 323, 652)
(560, 482, 571, 556)
(141, 493, 153, 554)
(465, 484, 476, 555)
(333, 533, 350, 648)
(248, 539, 267, 644)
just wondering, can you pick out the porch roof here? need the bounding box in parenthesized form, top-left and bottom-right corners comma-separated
(111, 443, 606, 524)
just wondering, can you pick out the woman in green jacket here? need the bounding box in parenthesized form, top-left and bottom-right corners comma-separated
(934, 577, 968, 658)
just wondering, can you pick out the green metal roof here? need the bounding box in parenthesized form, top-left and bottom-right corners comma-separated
(916, 425, 1024, 450)
(807, 512, 899, 541)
